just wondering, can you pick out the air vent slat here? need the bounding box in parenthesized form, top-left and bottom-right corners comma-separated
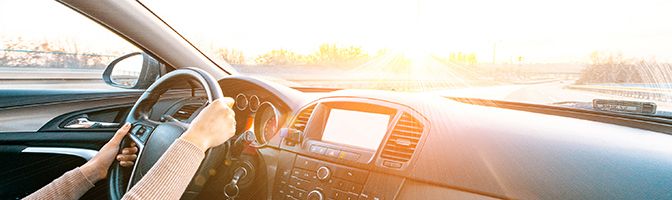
(173, 104, 202, 121)
(380, 113, 423, 164)
(389, 134, 419, 141)
(394, 124, 423, 131)
(291, 105, 316, 131)
(392, 129, 422, 137)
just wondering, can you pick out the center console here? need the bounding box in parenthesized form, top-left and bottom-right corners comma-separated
(273, 98, 428, 200)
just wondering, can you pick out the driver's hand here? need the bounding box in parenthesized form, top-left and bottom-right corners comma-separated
(117, 142, 138, 167)
(180, 98, 236, 152)
(81, 123, 132, 183)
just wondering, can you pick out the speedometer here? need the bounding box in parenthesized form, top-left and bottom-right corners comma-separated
(253, 102, 280, 146)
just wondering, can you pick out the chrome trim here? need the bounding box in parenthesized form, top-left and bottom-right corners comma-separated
(251, 102, 280, 147)
(249, 95, 260, 112)
(129, 133, 145, 149)
(22, 147, 98, 161)
(63, 117, 120, 129)
(126, 132, 146, 192)
(235, 93, 249, 111)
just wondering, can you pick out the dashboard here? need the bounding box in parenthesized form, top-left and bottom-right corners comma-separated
(158, 76, 672, 200)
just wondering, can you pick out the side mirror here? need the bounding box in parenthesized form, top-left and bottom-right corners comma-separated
(103, 52, 162, 89)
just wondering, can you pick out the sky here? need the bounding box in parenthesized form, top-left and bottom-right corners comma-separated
(140, 0, 672, 63)
(2, 0, 672, 63)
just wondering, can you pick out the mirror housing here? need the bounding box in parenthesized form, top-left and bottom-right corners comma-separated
(103, 52, 162, 89)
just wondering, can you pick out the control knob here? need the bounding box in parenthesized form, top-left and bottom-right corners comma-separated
(307, 190, 324, 200)
(316, 166, 330, 180)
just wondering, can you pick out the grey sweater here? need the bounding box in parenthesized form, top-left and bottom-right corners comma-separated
(24, 138, 205, 200)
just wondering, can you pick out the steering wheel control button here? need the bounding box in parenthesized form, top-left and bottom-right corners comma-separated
(325, 148, 340, 157)
(307, 190, 324, 200)
(309, 145, 327, 155)
(316, 166, 331, 180)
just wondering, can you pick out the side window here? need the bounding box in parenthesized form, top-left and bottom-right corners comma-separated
(0, 1, 139, 89)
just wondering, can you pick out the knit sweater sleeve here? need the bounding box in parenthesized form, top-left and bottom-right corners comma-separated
(23, 167, 96, 200)
(122, 138, 205, 200)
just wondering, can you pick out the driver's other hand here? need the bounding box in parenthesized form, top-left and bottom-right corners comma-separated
(180, 97, 236, 152)
(117, 142, 138, 167)
(81, 122, 132, 183)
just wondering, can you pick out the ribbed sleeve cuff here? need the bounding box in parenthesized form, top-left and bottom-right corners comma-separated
(123, 138, 206, 200)
(73, 167, 97, 188)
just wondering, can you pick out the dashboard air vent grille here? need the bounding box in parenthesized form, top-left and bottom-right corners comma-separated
(173, 104, 201, 121)
(381, 113, 423, 162)
(291, 104, 316, 131)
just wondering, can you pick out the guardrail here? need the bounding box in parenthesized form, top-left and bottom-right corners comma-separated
(568, 84, 672, 102)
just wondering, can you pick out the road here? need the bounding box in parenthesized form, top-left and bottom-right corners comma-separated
(436, 80, 672, 111)
(2, 70, 669, 112)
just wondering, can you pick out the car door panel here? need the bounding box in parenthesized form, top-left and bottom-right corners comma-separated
(0, 89, 143, 132)
(0, 89, 192, 199)
(0, 89, 142, 199)
(0, 147, 99, 199)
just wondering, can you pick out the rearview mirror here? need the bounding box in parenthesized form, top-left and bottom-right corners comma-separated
(103, 52, 162, 89)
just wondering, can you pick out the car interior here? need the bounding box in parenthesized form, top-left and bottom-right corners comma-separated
(1, 0, 671, 200)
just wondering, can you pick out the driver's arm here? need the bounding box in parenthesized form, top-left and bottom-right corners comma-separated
(23, 98, 235, 200)
(23, 123, 133, 200)
(122, 98, 235, 200)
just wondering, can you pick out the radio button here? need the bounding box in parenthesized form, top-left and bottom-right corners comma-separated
(335, 168, 368, 184)
(295, 156, 320, 171)
(290, 177, 312, 191)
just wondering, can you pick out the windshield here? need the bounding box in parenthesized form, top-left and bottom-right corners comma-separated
(141, 0, 672, 117)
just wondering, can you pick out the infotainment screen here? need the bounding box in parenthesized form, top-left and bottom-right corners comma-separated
(321, 109, 391, 150)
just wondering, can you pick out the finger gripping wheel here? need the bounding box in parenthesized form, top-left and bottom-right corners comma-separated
(108, 68, 225, 200)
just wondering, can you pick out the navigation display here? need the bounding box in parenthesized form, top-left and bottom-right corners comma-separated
(321, 109, 391, 150)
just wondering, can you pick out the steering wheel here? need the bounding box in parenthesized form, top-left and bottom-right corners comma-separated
(108, 68, 227, 199)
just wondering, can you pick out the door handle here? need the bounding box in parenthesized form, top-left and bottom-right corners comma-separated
(63, 117, 119, 129)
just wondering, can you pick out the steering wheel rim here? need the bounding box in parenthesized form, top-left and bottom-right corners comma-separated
(108, 67, 225, 200)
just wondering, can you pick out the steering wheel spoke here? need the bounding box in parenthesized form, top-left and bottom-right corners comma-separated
(108, 68, 226, 200)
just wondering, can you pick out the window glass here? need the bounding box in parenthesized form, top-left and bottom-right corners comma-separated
(0, 0, 139, 89)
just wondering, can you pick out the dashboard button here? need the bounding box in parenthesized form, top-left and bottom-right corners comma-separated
(325, 148, 340, 157)
(280, 168, 292, 180)
(310, 145, 328, 155)
(338, 151, 360, 161)
(332, 179, 347, 190)
(293, 188, 307, 199)
(292, 169, 303, 177)
(382, 160, 402, 169)
(338, 192, 358, 200)
(290, 177, 312, 191)
(334, 168, 368, 184)
(344, 182, 363, 193)
(295, 156, 320, 171)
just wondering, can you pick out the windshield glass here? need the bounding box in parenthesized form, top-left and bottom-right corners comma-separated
(142, 0, 672, 117)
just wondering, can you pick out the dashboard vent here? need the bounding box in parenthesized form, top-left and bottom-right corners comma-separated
(291, 104, 316, 131)
(381, 113, 423, 163)
(173, 104, 201, 121)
